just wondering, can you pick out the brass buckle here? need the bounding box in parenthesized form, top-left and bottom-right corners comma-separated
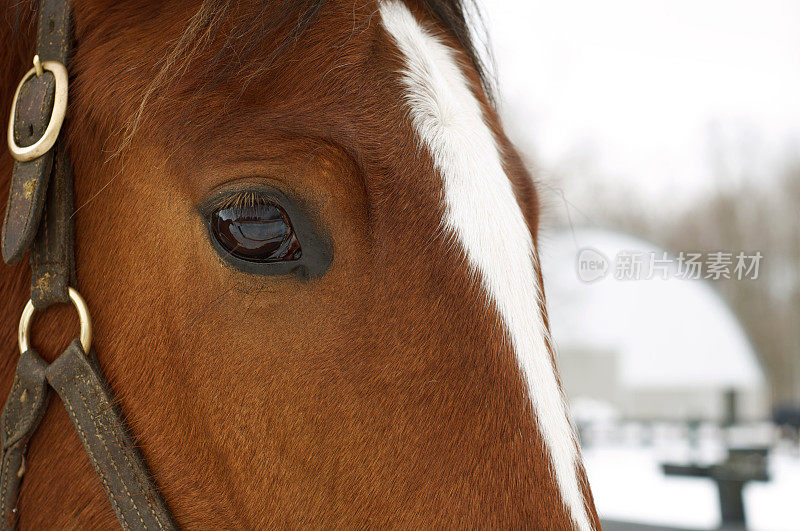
(7, 55, 69, 162)
(18, 287, 92, 355)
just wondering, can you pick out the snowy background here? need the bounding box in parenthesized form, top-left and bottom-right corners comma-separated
(481, 0, 800, 207)
(478, 0, 800, 528)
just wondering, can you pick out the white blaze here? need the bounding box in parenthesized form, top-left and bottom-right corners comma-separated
(380, 2, 590, 529)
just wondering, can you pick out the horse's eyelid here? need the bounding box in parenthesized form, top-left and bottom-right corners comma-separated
(209, 191, 269, 211)
(199, 189, 287, 218)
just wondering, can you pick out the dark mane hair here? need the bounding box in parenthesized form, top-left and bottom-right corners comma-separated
(419, 0, 492, 95)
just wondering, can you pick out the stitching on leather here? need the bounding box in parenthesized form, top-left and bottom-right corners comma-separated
(61, 388, 129, 530)
(5, 366, 45, 448)
(1, 189, 12, 253)
(4, 375, 22, 440)
(74, 378, 146, 530)
(1, 373, 27, 522)
(101, 407, 166, 529)
(0, 451, 13, 520)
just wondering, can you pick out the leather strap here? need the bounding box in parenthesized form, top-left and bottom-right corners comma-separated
(1, 1, 179, 526)
(28, 0, 75, 308)
(1, 0, 71, 266)
(47, 341, 177, 530)
(0, 2, 77, 513)
(30, 141, 76, 308)
(0, 351, 51, 529)
(36, 0, 73, 62)
(1, 73, 56, 265)
(0, 342, 177, 530)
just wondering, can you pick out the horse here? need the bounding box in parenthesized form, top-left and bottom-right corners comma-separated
(0, 0, 599, 527)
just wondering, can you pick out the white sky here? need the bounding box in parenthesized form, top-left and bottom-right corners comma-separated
(480, 0, 800, 205)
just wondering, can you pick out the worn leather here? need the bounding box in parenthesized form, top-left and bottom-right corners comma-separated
(0, 342, 178, 530)
(1, 76, 56, 265)
(26, 0, 75, 309)
(46, 341, 177, 530)
(30, 141, 75, 308)
(1, 0, 71, 270)
(2, 1, 179, 527)
(0, 350, 51, 530)
(36, 0, 72, 62)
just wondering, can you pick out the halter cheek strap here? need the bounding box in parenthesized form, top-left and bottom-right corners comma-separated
(47, 340, 176, 530)
(2, 0, 72, 295)
(0, 1, 177, 528)
(1, 341, 178, 531)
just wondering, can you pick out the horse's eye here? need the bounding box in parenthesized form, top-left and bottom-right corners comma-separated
(208, 201, 301, 263)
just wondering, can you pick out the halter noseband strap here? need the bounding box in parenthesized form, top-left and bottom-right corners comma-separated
(0, 1, 177, 528)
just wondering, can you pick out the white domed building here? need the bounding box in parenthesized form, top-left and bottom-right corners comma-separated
(539, 228, 768, 422)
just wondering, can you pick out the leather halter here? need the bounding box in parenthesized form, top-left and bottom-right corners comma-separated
(1, 1, 177, 528)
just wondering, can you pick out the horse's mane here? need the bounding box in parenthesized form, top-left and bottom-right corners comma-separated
(418, 0, 492, 94)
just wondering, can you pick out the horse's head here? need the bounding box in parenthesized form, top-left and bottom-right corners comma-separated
(0, 0, 598, 527)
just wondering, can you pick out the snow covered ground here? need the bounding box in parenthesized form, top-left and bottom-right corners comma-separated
(581, 424, 799, 530)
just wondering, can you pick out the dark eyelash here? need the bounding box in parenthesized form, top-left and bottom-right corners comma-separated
(209, 190, 266, 211)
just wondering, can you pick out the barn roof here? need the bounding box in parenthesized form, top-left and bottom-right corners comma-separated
(540, 228, 765, 390)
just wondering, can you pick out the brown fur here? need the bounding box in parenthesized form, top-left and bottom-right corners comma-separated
(0, 0, 599, 527)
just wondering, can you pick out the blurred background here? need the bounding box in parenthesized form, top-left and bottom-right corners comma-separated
(479, 0, 800, 529)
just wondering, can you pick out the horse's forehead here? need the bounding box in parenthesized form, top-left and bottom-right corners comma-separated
(72, 0, 384, 93)
(71, 0, 404, 149)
